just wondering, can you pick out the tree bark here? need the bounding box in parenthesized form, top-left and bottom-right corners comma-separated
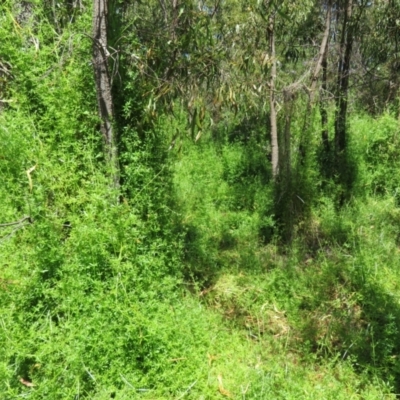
(93, 0, 119, 189)
(317, 0, 332, 152)
(334, 0, 354, 154)
(310, 0, 332, 104)
(268, 13, 279, 179)
(320, 41, 329, 152)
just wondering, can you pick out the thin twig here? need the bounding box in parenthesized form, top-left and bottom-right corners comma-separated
(175, 380, 197, 400)
(0, 216, 32, 228)
(0, 225, 25, 243)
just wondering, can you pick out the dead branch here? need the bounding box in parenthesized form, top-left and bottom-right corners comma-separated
(0, 216, 33, 228)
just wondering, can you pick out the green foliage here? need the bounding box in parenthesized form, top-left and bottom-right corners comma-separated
(174, 134, 274, 282)
(351, 113, 400, 197)
(2, 0, 400, 398)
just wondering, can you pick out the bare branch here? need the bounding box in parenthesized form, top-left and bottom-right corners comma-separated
(0, 216, 33, 228)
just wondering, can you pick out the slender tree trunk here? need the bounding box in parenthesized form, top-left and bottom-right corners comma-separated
(268, 13, 279, 178)
(334, 0, 353, 154)
(310, 0, 332, 103)
(320, 40, 329, 152)
(93, 0, 119, 189)
(171, 0, 178, 40)
(318, 0, 332, 152)
(281, 88, 294, 242)
(299, 0, 331, 163)
(282, 89, 292, 179)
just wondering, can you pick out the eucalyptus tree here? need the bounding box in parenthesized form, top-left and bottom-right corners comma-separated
(310, 0, 369, 196)
(117, 0, 319, 180)
(110, 0, 392, 226)
(92, 0, 119, 189)
(333, 0, 369, 157)
(239, 0, 339, 183)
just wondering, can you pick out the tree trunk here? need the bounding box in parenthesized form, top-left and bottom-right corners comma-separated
(310, 0, 332, 104)
(334, 0, 353, 155)
(320, 41, 329, 152)
(318, 0, 332, 152)
(268, 13, 279, 179)
(93, 0, 119, 189)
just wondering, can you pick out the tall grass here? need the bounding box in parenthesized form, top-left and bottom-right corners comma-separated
(1, 0, 400, 397)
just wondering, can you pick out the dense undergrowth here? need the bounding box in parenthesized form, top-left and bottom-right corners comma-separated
(1, 1, 400, 399)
